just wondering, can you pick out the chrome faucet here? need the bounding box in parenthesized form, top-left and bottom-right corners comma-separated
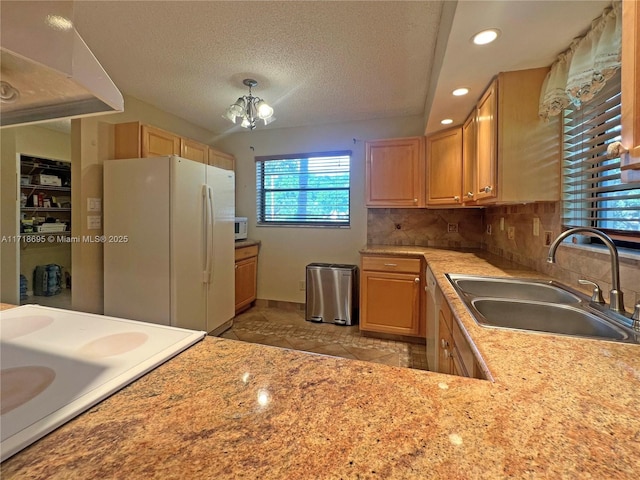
(547, 227, 625, 313)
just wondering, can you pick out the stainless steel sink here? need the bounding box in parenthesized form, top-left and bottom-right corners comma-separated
(446, 274, 638, 343)
(450, 276, 580, 304)
(471, 299, 629, 340)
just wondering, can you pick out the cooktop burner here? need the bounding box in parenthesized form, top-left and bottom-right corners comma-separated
(0, 305, 205, 461)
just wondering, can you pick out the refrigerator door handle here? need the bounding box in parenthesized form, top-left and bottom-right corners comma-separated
(206, 184, 215, 283)
(202, 184, 209, 283)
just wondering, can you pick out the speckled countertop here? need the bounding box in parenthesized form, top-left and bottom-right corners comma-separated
(234, 238, 260, 249)
(2, 247, 640, 478)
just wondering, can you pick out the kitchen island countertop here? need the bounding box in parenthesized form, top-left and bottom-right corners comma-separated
(2, 247, 639, 478)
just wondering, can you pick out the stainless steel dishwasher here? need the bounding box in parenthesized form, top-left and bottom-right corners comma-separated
(305, 263, 358, 325)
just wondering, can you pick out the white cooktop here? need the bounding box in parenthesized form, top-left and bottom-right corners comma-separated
(0, 305, 205, 461)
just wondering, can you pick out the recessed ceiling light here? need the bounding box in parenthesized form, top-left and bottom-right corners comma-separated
(441, 119, 453, 125)
(472, 29, 500, 45)
(452, 88, 469, 97)
(46, 14, 73, 31)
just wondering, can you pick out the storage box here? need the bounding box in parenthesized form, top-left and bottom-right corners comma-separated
(33, 174, 62, 186)
(20, 175, 31, 185)
(35, 223, 67, 233)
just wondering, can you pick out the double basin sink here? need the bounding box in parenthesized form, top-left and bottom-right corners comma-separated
(446, 274, 639, 343)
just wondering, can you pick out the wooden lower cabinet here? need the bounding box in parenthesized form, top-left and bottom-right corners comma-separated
(360, 255, 423, 337)
(437, 292, 484, 379)
(438, 310, 454, 375)
(235, 245, 258, 314)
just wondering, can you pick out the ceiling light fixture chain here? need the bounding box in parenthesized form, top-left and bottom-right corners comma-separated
(223, 78, 274, 130)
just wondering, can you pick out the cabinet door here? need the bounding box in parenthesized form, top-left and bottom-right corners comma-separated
(426, 127, 463, 206)
(437, 312, 453, 375)
(462, 112, 477, 204)
(141, 125, 181, 157)
(360, 270, 421, 335)
(181, 138, 208, 163)
(209, 148, 236, 171)
(621, 0, 640, 177)
(365, 137, 425, 207)
(475, 80, 497, 201)
(235, 256, 257, 314)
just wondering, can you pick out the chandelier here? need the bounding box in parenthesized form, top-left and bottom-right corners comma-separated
(223, 78, 275, 130)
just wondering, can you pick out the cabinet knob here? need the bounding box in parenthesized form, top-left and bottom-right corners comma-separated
(453, 196, 460, 202)
(441, 338, 449, 349)
(444, 348, 453, 358)
(483, 185, 493, 193)
(466, 192, 474, 198)
(413, 198, 418, 203)
(235, 264, 238, 269)
(414, 277, 420, 284)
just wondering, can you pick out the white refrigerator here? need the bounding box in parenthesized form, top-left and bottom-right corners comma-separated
(103, 155, 235, 333)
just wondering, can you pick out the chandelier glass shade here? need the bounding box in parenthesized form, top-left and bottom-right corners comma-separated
(223, 79, 275, 130)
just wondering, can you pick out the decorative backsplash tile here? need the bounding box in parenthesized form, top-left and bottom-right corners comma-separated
(367, 208, 484, 248)
(366, 202, 639, 304)
(483, 202, 640, 304)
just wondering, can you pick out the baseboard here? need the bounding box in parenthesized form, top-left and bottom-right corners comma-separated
(361, 330, 426, 345)
(254, 298, 305, 311)
(209, 318, 233, 337)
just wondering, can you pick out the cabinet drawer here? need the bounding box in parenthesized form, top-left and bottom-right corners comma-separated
(362, 256, 421, 273)
(235, 245, 258, 261)
(452, 320, 475, 377)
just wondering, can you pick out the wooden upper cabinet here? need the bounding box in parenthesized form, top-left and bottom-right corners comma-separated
(426, 127, 463, 206)
(180, 138, 208, 164)
(114, 122, 180, 159)
(621, 0, 640, 177)
(208, 147, 236, 171)
(473, 67, 561, 204)
(475, 80, 498, 202)
(141, 124, 181, 157)
(113, 122, 235, 171)
(462, 112, 477, 204)
(365, 137, 425, 207)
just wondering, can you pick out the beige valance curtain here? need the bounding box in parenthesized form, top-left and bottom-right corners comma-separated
(539, 1, 622, 120)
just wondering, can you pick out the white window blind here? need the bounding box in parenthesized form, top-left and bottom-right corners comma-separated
(255, 151, 351, 226)
(562, 70, 640, 240)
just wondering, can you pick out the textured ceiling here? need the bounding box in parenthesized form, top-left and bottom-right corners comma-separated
(73, 0, 444, 136)
(66, 1, 610, 138)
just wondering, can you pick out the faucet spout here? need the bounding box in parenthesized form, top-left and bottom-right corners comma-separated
(547, 227, 625, 313)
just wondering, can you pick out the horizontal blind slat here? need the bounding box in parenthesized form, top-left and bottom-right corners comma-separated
(561, 70, 640, 240)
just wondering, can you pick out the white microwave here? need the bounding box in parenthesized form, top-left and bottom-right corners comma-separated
(234, 217, 248, 240)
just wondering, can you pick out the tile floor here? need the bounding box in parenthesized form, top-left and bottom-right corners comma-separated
(219, 306, 429, 370)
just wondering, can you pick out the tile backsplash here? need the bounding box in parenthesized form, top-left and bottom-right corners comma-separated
(484, 202, 640, 305)
(367, 208, 484, 248)
(366, 202, 639, 305)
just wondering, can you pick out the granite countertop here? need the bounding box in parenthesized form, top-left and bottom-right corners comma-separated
(234, 238, 260, 249)
(3, 248, 640, 478)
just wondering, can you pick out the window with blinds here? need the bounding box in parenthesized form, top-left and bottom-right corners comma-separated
(562, 70, 640, 244)
(255, 151, 351, 226)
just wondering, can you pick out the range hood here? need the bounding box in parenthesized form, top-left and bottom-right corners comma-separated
(0, 1, 123, 127)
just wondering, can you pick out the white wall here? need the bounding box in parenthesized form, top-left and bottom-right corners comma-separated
(215, 115, 423, 303)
